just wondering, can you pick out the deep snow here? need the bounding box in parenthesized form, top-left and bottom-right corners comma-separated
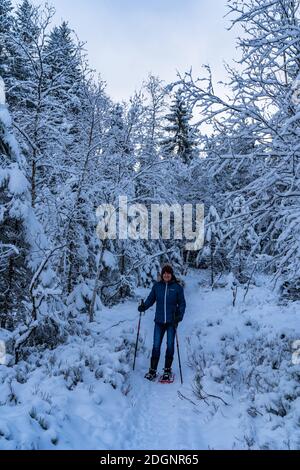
(0, 269, 299, 450)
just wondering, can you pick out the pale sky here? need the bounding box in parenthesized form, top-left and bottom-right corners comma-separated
(18, 0, 241, 102)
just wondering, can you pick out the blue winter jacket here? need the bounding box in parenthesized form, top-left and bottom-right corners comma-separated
(143, 279, 186, 324)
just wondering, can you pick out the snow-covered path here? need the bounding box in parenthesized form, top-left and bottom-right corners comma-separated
(119, 273, 207, 450)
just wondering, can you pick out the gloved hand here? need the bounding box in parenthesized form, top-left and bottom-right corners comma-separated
(174, 314, 182, 323)
(173, 311, 182, 327)
(138, 302, 146, 313)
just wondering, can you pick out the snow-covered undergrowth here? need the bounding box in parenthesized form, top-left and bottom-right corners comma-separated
(186, 272, 300, 450)
(0, 308, 141, 450)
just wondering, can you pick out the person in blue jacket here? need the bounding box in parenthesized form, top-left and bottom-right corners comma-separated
(138, 264, 186, 381)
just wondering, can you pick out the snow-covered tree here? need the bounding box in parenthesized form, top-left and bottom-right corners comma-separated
(0, 0, 13, 80)
(196, 205, 224, 286)
(178, 0, 300, 295)
(56, 80, 109, 299)
(0, 82, 65, 357)
(0, 91, 31, 327)
(8, 0, 40, 107)
(44, 20, 84, 118)
(161, 89, 198, 164)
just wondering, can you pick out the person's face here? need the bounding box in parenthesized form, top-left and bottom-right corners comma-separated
(163, 272, 172, 283)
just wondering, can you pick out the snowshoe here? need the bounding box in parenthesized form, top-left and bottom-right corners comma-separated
(144, 369, 158, 381)
(159, 368, 175, 384)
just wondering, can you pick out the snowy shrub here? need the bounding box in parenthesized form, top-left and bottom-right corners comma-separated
(189, 325, 300, 449)
(66, 277, 102, 319)
(280, 278, 300, 302)
(0, 314, 136, 449)
(62, 365, 84, 390)
(26, 316, 68, 350)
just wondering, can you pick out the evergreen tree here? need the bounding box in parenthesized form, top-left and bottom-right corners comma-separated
(9, 0, 39, 104)
(45, 21, 84, 115)
(161, 89, 198, 164)
(0, 0, 13, 80)
(14, 0, 39, 46)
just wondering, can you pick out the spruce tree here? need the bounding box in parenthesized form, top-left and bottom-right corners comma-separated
(45, 21, 83, 113)
(0, 0, 13, 80)
(10, 0, 39, 103)
(161, 89, 198, 164)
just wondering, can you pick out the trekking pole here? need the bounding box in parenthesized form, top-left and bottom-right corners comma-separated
(133, 299, 144, 371)
(175, 327, 183, 385)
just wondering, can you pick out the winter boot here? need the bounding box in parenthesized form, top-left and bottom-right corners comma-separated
(161, 367, 172, 381)
(144, 368, 157, 381)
